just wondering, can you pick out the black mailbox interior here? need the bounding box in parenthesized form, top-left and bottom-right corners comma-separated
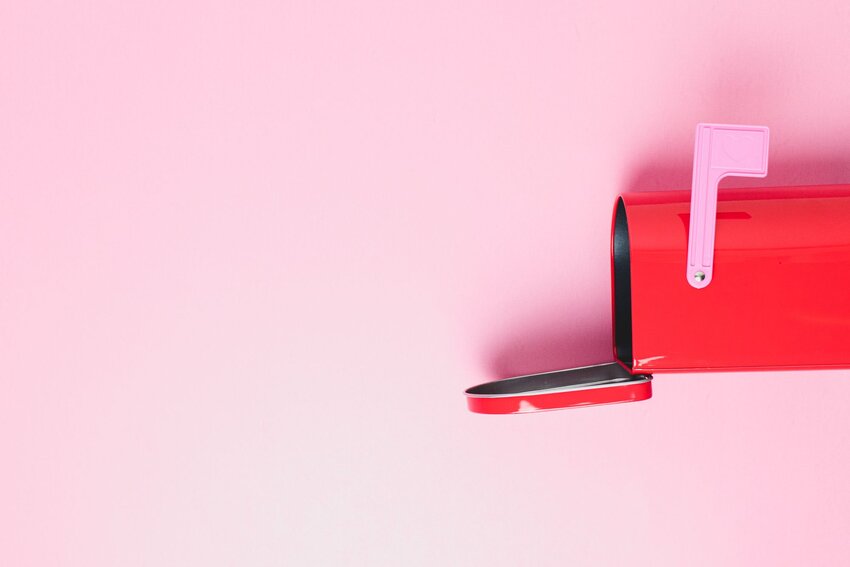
(613, 197, 633, 368)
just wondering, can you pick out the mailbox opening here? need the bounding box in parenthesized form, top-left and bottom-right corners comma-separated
(613, 197, 633, 368)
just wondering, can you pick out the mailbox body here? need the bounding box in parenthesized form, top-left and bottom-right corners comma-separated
(614, 184, 850, 373)
(464, 183, 850, 414)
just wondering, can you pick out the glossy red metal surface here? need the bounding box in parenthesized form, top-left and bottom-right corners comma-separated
(466, 381, 652, 414)
(616, 184, 850, 373)
(463, 184, 850, 415)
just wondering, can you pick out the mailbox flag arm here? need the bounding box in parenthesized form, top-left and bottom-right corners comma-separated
(687, 123, 769, 288)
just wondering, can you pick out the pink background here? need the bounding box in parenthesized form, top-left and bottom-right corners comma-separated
(3, 1, 850, 565)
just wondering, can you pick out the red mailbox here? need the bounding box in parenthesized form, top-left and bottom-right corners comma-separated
(465, 124, 850, 413)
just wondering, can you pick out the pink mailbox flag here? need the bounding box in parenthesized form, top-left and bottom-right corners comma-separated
(687, 123, 770, 288)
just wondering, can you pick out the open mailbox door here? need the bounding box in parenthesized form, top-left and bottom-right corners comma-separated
(465, 363, 652, 414)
